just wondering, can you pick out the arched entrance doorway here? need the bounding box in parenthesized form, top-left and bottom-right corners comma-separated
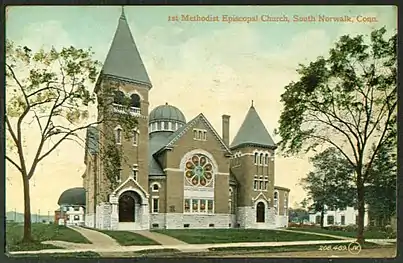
(118, 191, 141, 222)
(256, 202, 265, 223)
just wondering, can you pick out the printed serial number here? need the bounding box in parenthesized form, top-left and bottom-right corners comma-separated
(318, 245, 348, 251)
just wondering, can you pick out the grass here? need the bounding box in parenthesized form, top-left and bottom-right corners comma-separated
(287, 227, 396, 239)
(6, 222, 91, 252)
(153, 229, 339, 244)
(8, 252, 101, 258)
(98, 230, 159, 246)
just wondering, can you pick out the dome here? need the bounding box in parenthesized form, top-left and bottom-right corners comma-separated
(57, 187, 86, 206)
(149, 103, 186, 124)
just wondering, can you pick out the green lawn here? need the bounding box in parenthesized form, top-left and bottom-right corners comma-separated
(98, 230, 159, 246)
(6, 222, 91, 252)
(8, 252, 101, 258)
(287, 227, 396, 239)
(153, 229, 339, 244)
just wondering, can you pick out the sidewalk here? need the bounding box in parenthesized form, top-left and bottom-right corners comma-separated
(276, 228, 353, 240)
(42, 226, 120, 250)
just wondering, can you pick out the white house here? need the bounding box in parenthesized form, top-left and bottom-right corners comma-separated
(56, 187, 86, 226)
(309, 206, 369, 227)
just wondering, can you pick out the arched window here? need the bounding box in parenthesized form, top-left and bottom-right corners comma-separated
(254, 153, 258, 164)
(265, 154, 269, 165)
(259, 153, 263, 165)
(151, 182, 160, 192)
(113, 90, 125, 105)
(157, 122, 161, 130)
(115, 127, 122, 144)
(256, 202, 265, 223)
(273, 191, 279, 215)
(164, 121, 169, 130)
(130, 94, 141, 108)
(133, 130, 138, 146)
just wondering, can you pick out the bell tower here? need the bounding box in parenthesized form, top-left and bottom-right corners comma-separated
(230, 101, 277, 228)
(94, 7, 152, 203)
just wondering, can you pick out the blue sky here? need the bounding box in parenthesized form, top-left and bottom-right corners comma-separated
(5, 6, 397, 212)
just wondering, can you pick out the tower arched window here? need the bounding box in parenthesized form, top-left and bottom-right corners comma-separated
(254, 153, 258, 164)
(259, 153, 263, 165)
(133, 130, 138, 146)
(265, 154, 269, 165)
(114, 127, 122, 144)
(113, 90, 125, 105)
(130, 94, 141, 108)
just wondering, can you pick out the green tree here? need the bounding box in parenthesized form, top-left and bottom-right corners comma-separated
(300, 148, 355, 228)
(276, 27, 397, 243)
(365, 136, 396, 226)
(288, 208, 309, 224)
(5, 40, 137, 242)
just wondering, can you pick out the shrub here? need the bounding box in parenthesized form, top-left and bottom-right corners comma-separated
(344, 224, 358, 232)
(325, 225, 345, 231)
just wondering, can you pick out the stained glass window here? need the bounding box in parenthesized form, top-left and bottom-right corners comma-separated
(184, 154, 214, 187)
(184, 199, 190, 212)
(207, 200, 213, 213)
(192, 199, 199, 211)
(200, 199, 207, 213)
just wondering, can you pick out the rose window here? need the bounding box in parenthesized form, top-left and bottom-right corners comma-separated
(184, 154, 213, 186)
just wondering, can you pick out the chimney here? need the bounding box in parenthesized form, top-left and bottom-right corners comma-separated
(222, 115, 230, 146)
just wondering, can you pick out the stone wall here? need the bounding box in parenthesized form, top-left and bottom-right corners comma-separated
(161, 213, 232, 229)
(276, 215, 288, 228)
(237, 206, 277, 229)
(85, 213, 95, 228)
(95, 202, 112, 230)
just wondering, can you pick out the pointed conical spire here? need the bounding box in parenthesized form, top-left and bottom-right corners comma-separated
(120, 6, 125, 19)
(101, 7, 152, 88)
(230, 104, 276, 149)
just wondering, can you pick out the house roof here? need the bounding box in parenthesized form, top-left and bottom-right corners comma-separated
(154, 113, 232, 155)
(230, 105, 276, 150)
(57, 187, 86, 206)
(101, 9, 152, 87)
(148, 132, 172, 176)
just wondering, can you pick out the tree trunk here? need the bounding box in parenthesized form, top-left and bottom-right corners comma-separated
(356, 182, 366, 245)
(22, 176, 33, 242)
(320, 210, 325, 228)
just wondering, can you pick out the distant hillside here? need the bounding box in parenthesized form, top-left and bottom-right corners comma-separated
(6, 211, 54, 223)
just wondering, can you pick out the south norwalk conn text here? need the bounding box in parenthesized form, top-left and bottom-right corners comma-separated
(175, 14, 290, 23)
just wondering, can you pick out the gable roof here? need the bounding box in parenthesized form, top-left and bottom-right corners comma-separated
(101, 9, 152, 88)
(230, 105, 276, 150)
(154, 113, 232, 156)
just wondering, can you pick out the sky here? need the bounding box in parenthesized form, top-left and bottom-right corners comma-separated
(5, 5, 397, 213)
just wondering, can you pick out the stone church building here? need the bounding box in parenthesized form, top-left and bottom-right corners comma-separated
(83, 10, 290, 230)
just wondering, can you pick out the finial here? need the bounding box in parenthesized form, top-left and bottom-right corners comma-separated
(120, 6, 126, 19)
(251, 100, 254, 107)
(165, 102, 168, 105)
